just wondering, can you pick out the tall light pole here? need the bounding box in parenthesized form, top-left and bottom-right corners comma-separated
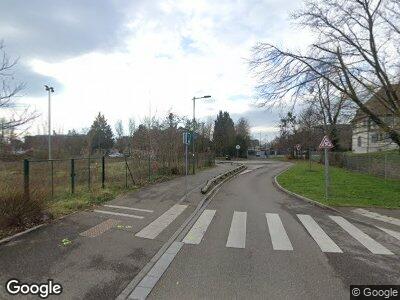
(45, 85, 54, 160)
(192, 95, 211, 174)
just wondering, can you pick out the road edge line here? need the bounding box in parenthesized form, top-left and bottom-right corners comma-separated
(116, 166, 243, 300)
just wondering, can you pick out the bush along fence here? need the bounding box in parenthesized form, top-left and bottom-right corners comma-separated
(310, 151, 400, 180)
(17, 152, 215, 199)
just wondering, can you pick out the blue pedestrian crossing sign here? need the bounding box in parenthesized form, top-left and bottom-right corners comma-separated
(183, 132, 191, 145)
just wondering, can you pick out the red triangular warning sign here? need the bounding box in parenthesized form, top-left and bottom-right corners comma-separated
(319, 135, 334, 149)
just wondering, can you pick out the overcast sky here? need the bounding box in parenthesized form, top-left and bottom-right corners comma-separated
(0, 0, 311, 141)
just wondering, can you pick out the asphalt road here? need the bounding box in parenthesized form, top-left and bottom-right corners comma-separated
(1, 161, 399, 300)
(147, 162, 400, 299)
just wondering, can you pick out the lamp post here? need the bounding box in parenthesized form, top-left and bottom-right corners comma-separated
(44, 85, 54, 160)
(192, 95, 211, 174)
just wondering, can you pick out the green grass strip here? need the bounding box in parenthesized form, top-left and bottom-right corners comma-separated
(277, 161, 400, 208)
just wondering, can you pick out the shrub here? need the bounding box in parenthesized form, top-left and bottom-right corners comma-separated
(0, 188, 47, 229)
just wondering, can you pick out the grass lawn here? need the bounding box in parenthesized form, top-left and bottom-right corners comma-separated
(277, 161, 400, 208)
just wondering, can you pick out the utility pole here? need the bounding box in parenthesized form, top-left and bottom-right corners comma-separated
(192, 97, 195, 175)
(45, 85, 54, 160)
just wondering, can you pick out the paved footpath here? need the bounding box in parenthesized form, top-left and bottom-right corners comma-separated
(0, 163, 236, 300)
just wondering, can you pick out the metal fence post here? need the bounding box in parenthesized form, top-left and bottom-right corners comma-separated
(87, 156, 91, 191)
(23, 159, 30, 199)
(125, 159, 128, 188)
(384, 154, 387, 181)
(102, 156, 105, 188)
(148, 152, 151, 182)
(70, 158, 75, 194)
(51, 160, 54, 197)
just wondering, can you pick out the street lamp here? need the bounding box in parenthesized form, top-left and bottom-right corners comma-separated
(192, 95, 211, 174)
(45, 85, 54, 160)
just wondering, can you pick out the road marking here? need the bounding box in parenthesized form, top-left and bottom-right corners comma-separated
(94, 210, 144, 219)
(129, 241, 183, 299)
(377, 226, 400, 241)
(265, 213, 293, 250)
(353, 208, 400, 227)
(226, 211, 247, 248)
(239, 170, 252, 175)
(80, 219, 121, 237)
(135, 204, 188, 239)
(183, 209, 216, 244)
(103, 204, 154, 213)
(297, 214, 342, 253)
(330, 216, 393, 255)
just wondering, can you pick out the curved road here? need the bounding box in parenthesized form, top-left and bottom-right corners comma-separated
(144, 161, 399, 299)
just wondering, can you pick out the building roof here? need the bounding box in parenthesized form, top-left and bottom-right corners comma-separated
(352, 84, 400, 123)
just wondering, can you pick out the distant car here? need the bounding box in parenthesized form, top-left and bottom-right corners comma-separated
(225, 155, 232, 160)
(108, 152, 124, 158)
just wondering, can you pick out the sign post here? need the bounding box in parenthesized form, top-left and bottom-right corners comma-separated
(235, 144, 240, 160)
(183, 132, 191, 199)
(319, 135, 334, 200)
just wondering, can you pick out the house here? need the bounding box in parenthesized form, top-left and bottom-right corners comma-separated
(351, 86, 400, 153)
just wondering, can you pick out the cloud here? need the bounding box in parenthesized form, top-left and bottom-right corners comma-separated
(1, 0, 308, 135)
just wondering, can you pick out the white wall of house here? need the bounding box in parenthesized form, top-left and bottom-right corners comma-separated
(352, 120, 399, 153)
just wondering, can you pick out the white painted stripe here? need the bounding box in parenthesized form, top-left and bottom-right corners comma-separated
(353, 208, 400, 227)
(129, 242, 183, 299)
(183, 210, 216, 244)
(377, 226, 400, 241)
(104, 204, 154, 213)
(265, 213, 293, 250)
(330, 216, 393, 255)
(135, 205, 188, 239)
(297, 214, 342, 253)
(94, 210, 144, 219)
(226, 211, 247, 248)
(239, 170, 252, 175)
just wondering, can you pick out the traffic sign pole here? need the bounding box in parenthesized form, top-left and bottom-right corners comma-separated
(183, 132, 190, 200)
(324, 148, 329, 200)
(319, 135, 334, 201)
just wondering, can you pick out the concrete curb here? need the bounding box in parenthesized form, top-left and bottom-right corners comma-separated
(273, 165, 342, 214)
(0, 224, 45, 245)
(0, 211, 79, 246)
(117, 165, 243, 300)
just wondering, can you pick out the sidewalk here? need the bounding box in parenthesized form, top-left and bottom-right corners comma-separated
(0, 163, 236, 300)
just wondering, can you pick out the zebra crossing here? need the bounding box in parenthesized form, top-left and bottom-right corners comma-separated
(85, 201, 400, 257)
(181, 210, 399, 255)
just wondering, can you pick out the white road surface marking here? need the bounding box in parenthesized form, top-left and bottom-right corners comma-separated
(135, 204, 188, 239)
(226, 211, 247, 248)
(330, 216, 393, 255)
(183, 210, 216, 244)
(103, 204, 154, 213)
(297, 214, 342, 253)
(377, 226, 400, 241)
(94, 210, 144, 219)
(265, 213, 293, 250)
(353, 208, 400, 227)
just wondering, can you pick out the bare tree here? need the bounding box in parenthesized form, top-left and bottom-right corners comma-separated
(250, 0, 400, 147)
(0, 41, 37, 133)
